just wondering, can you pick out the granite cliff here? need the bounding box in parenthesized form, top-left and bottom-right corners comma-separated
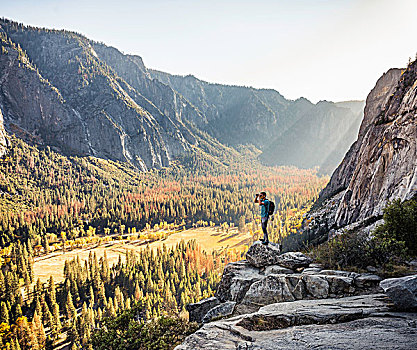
(302, 62, 417, 241)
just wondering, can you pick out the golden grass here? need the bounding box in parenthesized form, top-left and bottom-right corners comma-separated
(33, 227, 252, 283)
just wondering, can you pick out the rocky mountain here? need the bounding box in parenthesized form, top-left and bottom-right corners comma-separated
(176, 242, 417, 349)
(0, 19, 208, 171)
(302, 61, 417, 241)
(0, 18, 364, 173)
(150, 70, 364, 173)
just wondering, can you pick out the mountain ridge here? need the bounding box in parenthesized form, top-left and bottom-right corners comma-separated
(0, 18, 363, 174)
(150, 68, 364, 173)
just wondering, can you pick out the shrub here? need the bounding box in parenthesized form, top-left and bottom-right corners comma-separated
(373, 197, 417, 256)
(309, 197, 416, 271)
(310, 230, 372, 269)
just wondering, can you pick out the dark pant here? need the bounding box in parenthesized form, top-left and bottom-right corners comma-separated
(261, 216, 269, 242)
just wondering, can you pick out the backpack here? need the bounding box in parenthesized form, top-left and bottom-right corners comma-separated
(267, 201, 275, 216)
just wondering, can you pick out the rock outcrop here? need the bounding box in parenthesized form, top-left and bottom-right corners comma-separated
(187, 242, 382, 323)
(178, 243, 417, 349)
(245, 242, 312, 269)
(176, 294, 417, 350)
(245, 241, 282, 267)
(302, 61, 417, 241)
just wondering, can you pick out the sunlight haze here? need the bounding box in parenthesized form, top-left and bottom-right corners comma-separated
(2, 0, 417, 102)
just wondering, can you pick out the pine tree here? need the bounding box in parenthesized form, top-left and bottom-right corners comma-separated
(0, 301, 9, 324)
(52, 302, 61, 334)
(32, 311, 46, 349)
(47, 276, 56, 304)
(65, 291, 77, 320)
(88, 286, 95, 308)
(15, 316, 36, 350)
(10, 338, 21, 350)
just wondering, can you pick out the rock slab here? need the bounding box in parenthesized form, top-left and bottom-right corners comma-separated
(175, 294, 417, 350)
(202, 301, 236, 323)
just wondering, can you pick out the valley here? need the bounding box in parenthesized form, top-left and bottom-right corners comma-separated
(0, 13, 415, 350)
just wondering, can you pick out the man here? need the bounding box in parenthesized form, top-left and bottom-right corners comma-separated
(254, 192, 271, 244)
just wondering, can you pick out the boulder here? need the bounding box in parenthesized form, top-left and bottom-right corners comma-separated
(324, 275, 354, 294)
(303, 275, 329, 298)
(275, 252, 313, 270)
(186, 297, 220, 323)
(240, 275, 295, 308)
(380, 274, 417, 310)
(245, 241, 281, 268)
(202, 301, 236, 323)
(215, 261, 263, 302)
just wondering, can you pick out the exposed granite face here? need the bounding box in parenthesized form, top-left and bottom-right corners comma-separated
(0, 36, 90, 155)
(0, 108, 9, 157)
(92, 44, 207, 130)
(319, 68, 403, 203)
(335, 66, 416, 226)
(304, 63, 416, 237)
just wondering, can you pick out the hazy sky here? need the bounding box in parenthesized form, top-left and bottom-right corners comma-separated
(2, 0, 417, 102)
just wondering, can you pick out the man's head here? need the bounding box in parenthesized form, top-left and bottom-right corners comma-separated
(260, 191, 266, 199)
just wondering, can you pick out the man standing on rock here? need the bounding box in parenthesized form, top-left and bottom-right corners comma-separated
(255, 192, 270, 245)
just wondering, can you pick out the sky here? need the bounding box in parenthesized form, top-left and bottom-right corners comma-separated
(1, 0, 417, 103)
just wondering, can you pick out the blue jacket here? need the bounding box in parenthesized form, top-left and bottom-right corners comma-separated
(260, 199, 270, 218)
